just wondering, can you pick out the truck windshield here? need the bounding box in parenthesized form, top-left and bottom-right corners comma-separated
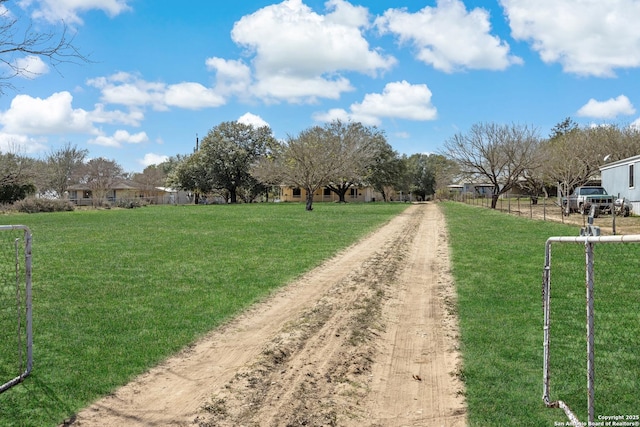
(582, 188, 606, 195)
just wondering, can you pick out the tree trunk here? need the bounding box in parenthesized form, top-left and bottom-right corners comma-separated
(328, 184, 350, 203)
(491, 194, 499, 209)
(229, 188, 237, 204)
(305, 190, 314, 211)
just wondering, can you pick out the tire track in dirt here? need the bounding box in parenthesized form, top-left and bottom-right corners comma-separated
(197, 204, 420, 426)
(66, 203, 466, 427)
(360, 204, 466, 426)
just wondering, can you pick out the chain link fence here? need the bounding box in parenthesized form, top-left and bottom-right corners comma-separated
(0, 225, 33, 394)
(542, 230, 640, 424)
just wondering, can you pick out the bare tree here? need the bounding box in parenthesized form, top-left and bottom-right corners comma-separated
(0, 1, 89, 93)
(541, 122, 640, 197)
(79, 158, 124, 207)
(132, 164, 167, 188)
(45, 142, 88, 198)
(322, 120, 386, 203)
(443, 122, 541, 208)
(252, 126, 343, 211)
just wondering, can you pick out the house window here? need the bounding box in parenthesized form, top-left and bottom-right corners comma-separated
(292, 188, 301, 198)
(350, 188, 357, 198)
(323, 188, 331, 196)
(630, 164, 635, 188)
(83, 190, 91, 199)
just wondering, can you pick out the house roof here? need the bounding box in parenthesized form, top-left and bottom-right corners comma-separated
(600, 154, 640, 171)
(67, 180, 158, 191)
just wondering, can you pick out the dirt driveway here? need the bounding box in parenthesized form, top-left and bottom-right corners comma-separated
(67, 203, 466, 427)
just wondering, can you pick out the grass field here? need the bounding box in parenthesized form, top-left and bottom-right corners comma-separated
(1, 201, 638, 426)
(442, 202, 640, 426)
(0, 202, 408, 427)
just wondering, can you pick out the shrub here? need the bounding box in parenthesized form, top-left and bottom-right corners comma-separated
(12, 197, 75, 213)
(114, 198, 148, 209)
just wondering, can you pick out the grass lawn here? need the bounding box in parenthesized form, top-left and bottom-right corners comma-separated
(0, 202, 408, 427)
(441, 202, 640, 426)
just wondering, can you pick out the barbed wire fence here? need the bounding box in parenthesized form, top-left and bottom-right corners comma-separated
(448, 193, 638, 235)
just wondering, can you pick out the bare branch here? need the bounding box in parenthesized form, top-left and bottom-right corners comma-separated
(0, 2, 90, 93)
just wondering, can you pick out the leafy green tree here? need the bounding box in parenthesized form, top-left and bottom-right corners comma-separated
(167, 153, 210, 204)
(198, 122, 276, 204)
(404, 154, 458, 201)
(366, 144, 404, 202)
(0, 152, 36, 203)
(405, 154, 435, 200)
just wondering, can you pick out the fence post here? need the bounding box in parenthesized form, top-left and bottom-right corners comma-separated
(585, 240, 595, 424)
(612, 202, 616, 235)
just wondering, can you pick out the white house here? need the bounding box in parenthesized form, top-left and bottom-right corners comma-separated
(600, 155, 640, 213)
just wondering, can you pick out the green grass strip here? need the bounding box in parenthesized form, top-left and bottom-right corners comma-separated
(441, 202, 640, 426)
(0, 202, 408, 427)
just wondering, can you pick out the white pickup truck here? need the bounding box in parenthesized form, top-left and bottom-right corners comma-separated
(562, 186, 615, 216)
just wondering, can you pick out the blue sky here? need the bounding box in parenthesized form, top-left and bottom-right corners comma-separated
(1, 0, 639, 172)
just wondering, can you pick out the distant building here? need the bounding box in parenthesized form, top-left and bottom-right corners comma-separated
(601, 155, 640, 213)
(67, 180, 189, 205)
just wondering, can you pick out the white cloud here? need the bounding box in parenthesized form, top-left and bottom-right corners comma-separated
(230, 0, 396, 103)
(0, 91, 145, 152)
(501, 0, 640, 77)
(0, 4, 13, 18)
(89, 103, 144, 127)
(238, 113, 269, 128)
(89, 129, 148, 147)
(315, 81, 437, 126)
(13, 55, 49, 79)
(0, 91, 94, 135)
(88, 72, 225, 110)
(312, 108, 351, 123)
(255, 74, 353, 104)
(577, 95, 636, 119)
(164, 82, 225, 109)
(87, 73, 167, 110)
(206, 57, 252, 97)
(139, 153, 169, 168)
(20, 0, 132, 24)
(0, 133, 47, 154)
(376, 0, 522, 72)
